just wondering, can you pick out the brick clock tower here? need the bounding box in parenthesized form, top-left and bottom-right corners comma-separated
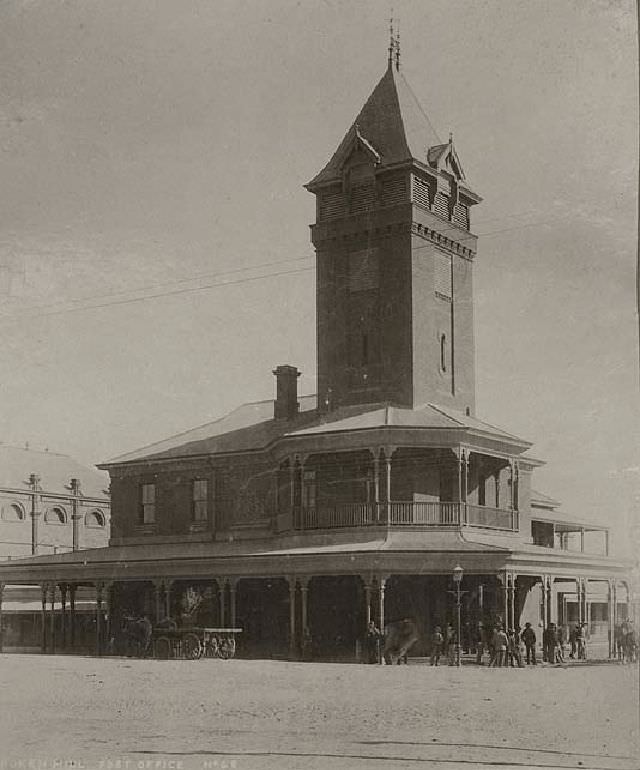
(306, 55, 482, 416)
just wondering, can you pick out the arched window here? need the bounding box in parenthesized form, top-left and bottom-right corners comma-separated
(361, 332, 369, 366)
(2, 502, 25, 522)
(45, 506, 67, 524)
(440, 333, 447, 372)
(85, 510, 106, 528)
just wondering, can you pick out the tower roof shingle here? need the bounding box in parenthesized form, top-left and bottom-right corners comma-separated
(307, 63, 442, 189)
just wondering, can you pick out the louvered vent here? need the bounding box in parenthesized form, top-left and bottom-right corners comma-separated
(412, 176, 431, 209)
(319, 190, 345, 221)
(381, 177, 407, 206)
(348, 249, 379, 293)
(452, 203, 469, 230)
(433, 192, 450, 219)
(434, 251, 452, 299)
(350, 183, 375, 214)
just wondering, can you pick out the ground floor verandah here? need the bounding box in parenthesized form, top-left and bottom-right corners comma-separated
(0, 556, 632, 660)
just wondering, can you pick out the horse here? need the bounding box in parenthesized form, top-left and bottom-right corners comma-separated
(382, 618, 419, 665)
(121, 614, 153, 657)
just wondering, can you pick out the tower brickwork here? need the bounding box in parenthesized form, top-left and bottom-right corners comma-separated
(307, 62, 481, 414)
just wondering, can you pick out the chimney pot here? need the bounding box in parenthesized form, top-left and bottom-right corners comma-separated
(273, 365, 301, 420)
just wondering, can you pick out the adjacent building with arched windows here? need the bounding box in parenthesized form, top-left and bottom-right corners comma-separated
(0, 445, 110, 651)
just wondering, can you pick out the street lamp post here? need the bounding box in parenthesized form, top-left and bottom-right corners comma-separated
(447, 564, 468, 667)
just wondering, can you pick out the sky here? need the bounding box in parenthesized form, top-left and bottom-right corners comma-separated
(0, 0, 638, 554)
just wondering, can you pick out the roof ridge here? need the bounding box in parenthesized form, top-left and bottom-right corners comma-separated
(426, 403, 465, 426)
(105, 393, 320, 464)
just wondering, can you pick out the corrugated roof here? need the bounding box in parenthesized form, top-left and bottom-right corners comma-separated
(105, 395, 318, 464)
(0, 445, 109, 498)
(307, 64, 442, 188)
(531, 489, 562, 509)
(529, 506, 607, 532)
(287, 402, 526, 442)
(104, 399, 529, 466)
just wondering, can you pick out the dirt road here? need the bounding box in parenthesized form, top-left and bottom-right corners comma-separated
(0, 654, 638, 770)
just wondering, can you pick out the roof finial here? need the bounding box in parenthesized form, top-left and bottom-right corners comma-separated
(449, 131, 453, 145)
(395, 21, 400, 71)
(388, 15, 395, 69)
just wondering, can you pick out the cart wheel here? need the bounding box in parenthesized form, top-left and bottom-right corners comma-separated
(183, 632, 203, 659)
(155, 636, 172, 660)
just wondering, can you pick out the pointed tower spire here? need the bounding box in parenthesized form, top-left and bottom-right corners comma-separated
(395, 22, 401, 71)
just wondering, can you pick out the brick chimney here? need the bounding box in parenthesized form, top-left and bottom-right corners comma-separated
(273, 365, 300, 420)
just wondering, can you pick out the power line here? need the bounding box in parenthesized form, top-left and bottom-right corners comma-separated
(0, 265, 314, 323)
(0, 254, 314, 316)
(0, 207, 610, 323)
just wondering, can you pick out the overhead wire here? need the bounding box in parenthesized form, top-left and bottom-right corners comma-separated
(0, 205, 600, 324)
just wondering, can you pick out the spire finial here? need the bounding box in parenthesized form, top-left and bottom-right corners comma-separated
(388, 15, 395, 68)
(449, 131, 453, 145)
(395, 21, 400, 71)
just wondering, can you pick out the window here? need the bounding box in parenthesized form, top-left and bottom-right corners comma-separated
(45, 506, 67, 524)
(2, 503, 25, 522)
(302, 471, 316, 509)
(192, 480, 208, 522)
(85, 510, 106, 528)
(440, 334, 447, 372)
(140, 483, 156, 524)
(361, 332, 369, 366)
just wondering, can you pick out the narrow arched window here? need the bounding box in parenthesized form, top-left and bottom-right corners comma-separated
(440, 333, 447, 372)
(45, 506, 67, 524)
(362, 332, 369, 366)
(85, 510, 106, 528)
(2, 503, 25, 521)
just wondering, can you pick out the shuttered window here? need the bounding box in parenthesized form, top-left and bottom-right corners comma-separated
(350, 183, 375, 213)
(381, 177, 407, 206)
(434, 251, 452, 299)
(412, 176, 431, 208)
(433, 192, 450, 219)
(318, 189, 345, 220)
(452, 203, 469, 229)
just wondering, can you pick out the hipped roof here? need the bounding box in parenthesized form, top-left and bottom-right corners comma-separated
(102, 399, 531, 467)
(307, 63, 442, 188)
(0, 445, 109, 499)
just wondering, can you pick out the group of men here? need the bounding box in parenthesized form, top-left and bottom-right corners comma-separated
(365, 617, 637, 666)
(432, 620, 592, 667)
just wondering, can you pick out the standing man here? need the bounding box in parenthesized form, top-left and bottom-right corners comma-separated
(543, 622, 556, 664)
(431, 626, 444, 666)
(521, 622, 536, 665)
(555, 624, 566, 663)
(445, 622, 457, 666)
(494, 626, 509, 667)
(474, 621, 485, 665)
(365, 621, 382, 664)
(578, 622, 588, 660)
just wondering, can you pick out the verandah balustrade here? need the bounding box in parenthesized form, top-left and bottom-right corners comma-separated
(293, 501, 518, 531)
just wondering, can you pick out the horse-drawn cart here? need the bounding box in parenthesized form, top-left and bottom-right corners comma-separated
(152, 626, 242, 660)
